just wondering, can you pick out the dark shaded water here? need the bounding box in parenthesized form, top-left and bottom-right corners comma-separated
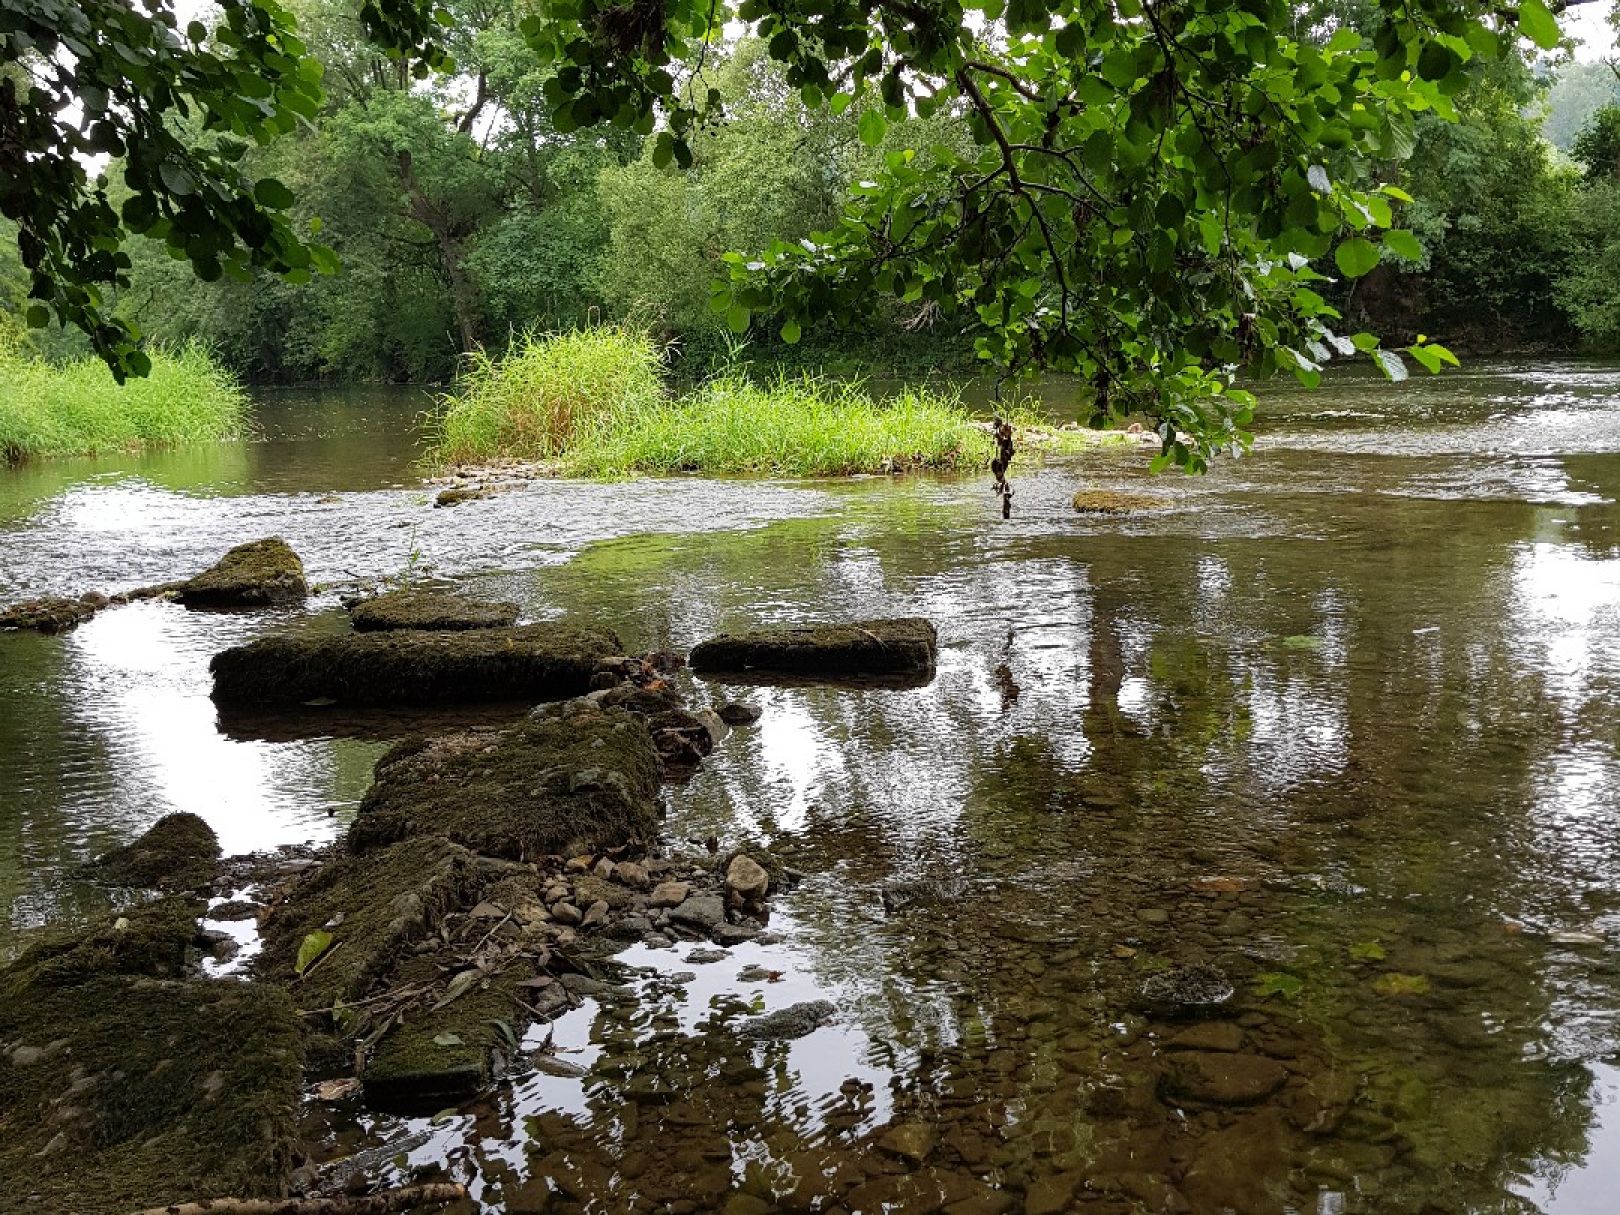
(4, 364, 1620, 1212)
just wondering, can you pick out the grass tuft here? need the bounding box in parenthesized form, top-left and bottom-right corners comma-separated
(0, 342, 248, 463)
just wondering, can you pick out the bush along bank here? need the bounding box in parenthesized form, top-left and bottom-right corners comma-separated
(427, 325, 1138, 480)
(0, 341, 248, 464)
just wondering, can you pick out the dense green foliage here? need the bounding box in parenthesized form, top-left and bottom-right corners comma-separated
(0, 340, 247, 462)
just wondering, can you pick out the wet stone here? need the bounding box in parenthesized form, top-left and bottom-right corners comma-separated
(1139, 963, 1236, 1018)
(670, 893, 725, 931)
(686, 947, 728, 964)
(1165, 1020, 1245, 1052)
(347, 589, 519, 632)
(1161, 1051, 1288, 1105)
(726, 854, 771, 901)
(650, 881, 690, 908)
(718, 701, 762, 725)
(737, 1000, 836, 1040)
(689, 617, 938, 681)
(876, 1121, 938, 1163)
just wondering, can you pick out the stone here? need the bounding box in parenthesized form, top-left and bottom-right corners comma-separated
(737, 1000, 836, 1041)
(210, 623, 622, 708)
(685, 948, 727, 964)
(876, 1122, 937, 1163)
(565, 856, 593, 874)
(82, 813, 220, 891)
(1138, 963, 1236, 1018)
(552, 902, 583, 926)
(1178, 1111, 1292, 1213)
(434, 485, 496, 507)
(718, 701, 762, 725)
(726, 854, 771, 902)
(176, 537, 307, 607)
(593, 857, 616, 880)
(670, 894, 725, 931)
(1165, 1021, 1245, 1052)
(695, 708, 731, 747)
(714, 923, 761, 947)
(347, 589, 519, 632)
(1023, 1171, 1081, 1215)
(1161, 1051, 1288, 1105)
(581, 900, 610, 927)
(650, 881, 690, 908)
(689, 617, 938, 683)
(0, 594, 103, 634)
(615, 861, 650, 889)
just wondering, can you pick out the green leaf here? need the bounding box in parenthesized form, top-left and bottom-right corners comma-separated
(1334, 238, 1380, 278)
(1373, 349, 1408, 382)
(1383, 229, 1423, 262)
(253, 178, 295, 209)
(24, 304, 49, 328)
(726, 304, 751, 333)
(294, 930, 333, 976)
(1254, 972, 1304, 1000)
(1518, 0, 1561, 50)
(858, 109, 887, 148)
(780, 318, 801, 344)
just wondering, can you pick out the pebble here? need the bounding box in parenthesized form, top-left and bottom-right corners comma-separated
(649, 881, 690, 909)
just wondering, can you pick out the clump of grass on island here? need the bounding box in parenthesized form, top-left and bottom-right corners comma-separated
(0, 340, 248, 463)
(429, 324, 1136, 478)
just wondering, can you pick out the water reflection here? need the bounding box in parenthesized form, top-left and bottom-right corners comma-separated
(2, 364, 1620, 1209)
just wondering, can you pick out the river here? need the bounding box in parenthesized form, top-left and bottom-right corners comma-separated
(3, 362, 1620, 1213)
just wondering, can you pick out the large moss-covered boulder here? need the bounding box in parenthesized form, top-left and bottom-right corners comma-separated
(82, 812, 220, 891)
(348, 589, 519, 632)
(177, 537, 307, 608)
(349, 705, 661, 861)
(690, 617, 938, 681)
(209, 622, 621, 707)
(0, 906, 303, 1213)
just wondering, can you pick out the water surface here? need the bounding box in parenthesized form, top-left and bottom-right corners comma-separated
(4, 365, 1620, 1213)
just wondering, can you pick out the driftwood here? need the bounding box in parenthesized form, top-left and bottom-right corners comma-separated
(131, 1183, 467, 1215)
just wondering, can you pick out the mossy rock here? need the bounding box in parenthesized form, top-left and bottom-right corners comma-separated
(349, 706, 661, 862)
(0, 593, 103, 634)
(361, 955, 537, 1111)
(689, 617, 937, 681)
(82, 812, 220, 891)
(348, 589, 520, 632)
(0, 973, 302, 1213)
(177, 537, 308, 608)
(11, 897, 208, 987)
(256, 837, 483, 1011)
(1071, 489, 1164, 515)
(209, 622, 621, 707)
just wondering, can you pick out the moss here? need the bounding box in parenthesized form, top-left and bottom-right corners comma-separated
(0, 593, 103, 634)
(349, 706, 661, 862)
(177, 537, 307, 607)
(348, 589, 519, 632)
(209, 622, 622, 707)
(0, 974, 302, 1213)
(256, 837, 483, 1012)
(1071, 489, 1165, 514)
(83, 812, 220, 891)
(12, 897, 208, 987)
(689, 617, 938, 679)
(361, 955, 537, 1111)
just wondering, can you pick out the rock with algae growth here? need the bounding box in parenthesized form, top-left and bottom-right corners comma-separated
(349, 704, 661, 861)
(690, 617, 937, 682)
(0, 902, 302, 1214)
(210, 622, 621, 706)
(82, 811, 220, 891)
(176, 536, 308, 607)
(348, 589, 519, 632)
(1071, 489, 1164, 515)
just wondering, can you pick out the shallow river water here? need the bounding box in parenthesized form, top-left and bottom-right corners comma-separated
(5, 363, 1620, 1213)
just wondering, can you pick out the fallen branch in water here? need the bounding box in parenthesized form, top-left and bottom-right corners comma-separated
(131, 1183, 467, 1215)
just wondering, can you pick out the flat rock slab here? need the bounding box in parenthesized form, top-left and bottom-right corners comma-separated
(81, 812, 220, 891)
(176, 537, 307, 608)
(348, 589, 519, 632)
(1, 912, 302, 1214)
(210, 622, 621, 706)
(256, 836, 483, 1010)
(689, 617, 937, 682)
(349, 705, 661, 862)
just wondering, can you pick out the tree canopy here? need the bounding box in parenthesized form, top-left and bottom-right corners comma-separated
(0, 0, 1587, 459)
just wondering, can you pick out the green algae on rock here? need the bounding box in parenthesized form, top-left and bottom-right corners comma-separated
(209, 622, 622, 706)
(0, 905, 302, 1214)
(0, 593, 103, 634)
(349, 705, 661, 861)
(348, 588, 520, 632)
(689, 617, 937, 681)
(176, 536, 308, 608)
(1071, 489, 1165, 514)
(82, 811, 220, 891)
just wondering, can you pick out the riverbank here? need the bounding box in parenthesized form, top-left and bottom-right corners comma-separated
(0, 343, 247, 463)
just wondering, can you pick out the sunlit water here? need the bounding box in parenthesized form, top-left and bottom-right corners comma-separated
(4, 365, 1620, 1212)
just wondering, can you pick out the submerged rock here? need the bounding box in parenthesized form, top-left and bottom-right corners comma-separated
(348, 588, 519, 632)
(1071, 489, 1164, 515)
(689, 617, 938, 682)
(82, 812, 220, 891)
(1161, 1051, 1289, 1105)
(348, 707, 661, 861)
(1138, 963, 1236, 1018)
(737, 999, 836, 1040)
(0, 907, 302, 1213)
(209, 622, 621, 706)
(176, 537, 307, 607)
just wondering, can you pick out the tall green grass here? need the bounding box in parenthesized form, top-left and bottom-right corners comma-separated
(564, 372, 987, 476)
(0, 342, 248, 463)
(431, 326, 666, 466)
